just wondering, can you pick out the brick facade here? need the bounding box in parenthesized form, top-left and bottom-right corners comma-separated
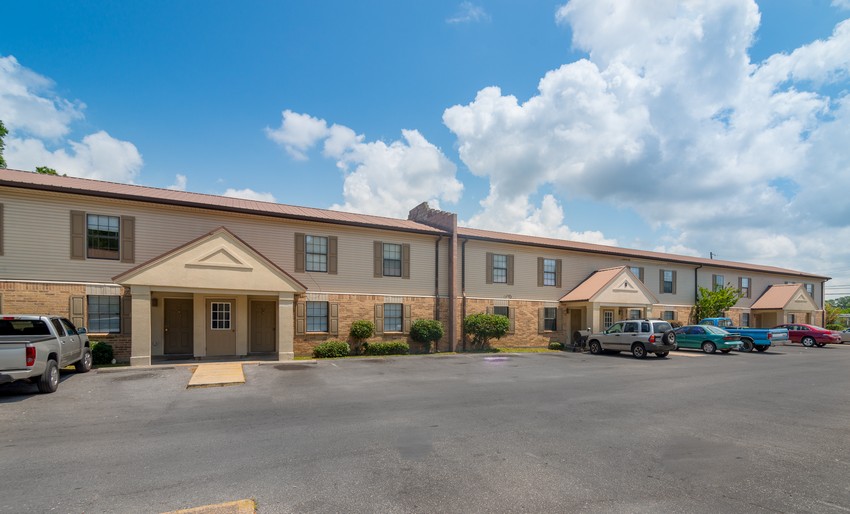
(461, 298, 566, 350)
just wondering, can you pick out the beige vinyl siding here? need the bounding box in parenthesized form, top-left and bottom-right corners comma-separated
(708, 271, 823, 310)
(0, 188, 443, 297)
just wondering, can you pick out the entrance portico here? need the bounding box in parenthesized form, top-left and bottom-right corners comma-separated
(114, 228, 306, 366)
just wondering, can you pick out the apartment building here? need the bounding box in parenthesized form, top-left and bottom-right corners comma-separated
(0, 169, 828, 365)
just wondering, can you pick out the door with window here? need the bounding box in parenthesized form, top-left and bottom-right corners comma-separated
(164, 299, 194, 355)
(206, 299, 237, 356)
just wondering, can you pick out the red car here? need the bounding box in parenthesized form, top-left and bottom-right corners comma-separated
(773, 324, 841, 347)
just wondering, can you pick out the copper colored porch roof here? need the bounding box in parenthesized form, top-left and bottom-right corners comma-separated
(0, 168, 444, 235)
(457, 226, 828, 280)
(559, 266, 626, 302)
(751, 283, 804, 310)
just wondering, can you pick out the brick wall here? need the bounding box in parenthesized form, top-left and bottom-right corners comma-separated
(461, 297, 565, 350)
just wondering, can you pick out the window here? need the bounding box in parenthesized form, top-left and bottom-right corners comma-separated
(384, 303, 403, 332)
(305, 236, 328, 272)
(713, 274, 725, 291)
(741, 313, 750, 327)
(661, 270, 675, 294)
(87, 214, 120, 260)
(493, 306, 509, 318)
(787, 314, 796, 324)
(543, 307, 557, 331)
(306, 301, 328, 332)
(543, 259, 557, 286)
(739, 277, 751, 298)
(603, 310, 614, 329)
(383, 243, 402, 277)
(88, 295, 120, 333)
(629, 309, 642, 320)
(606, 322, 623, 334)
(492, 254, 508, 283)
(624, 321, 639, 332)
(662, 311, 676, 321)
(805, 283, 814, 297)
(210, 302, 231, 330)
(629, 266, 645, 282)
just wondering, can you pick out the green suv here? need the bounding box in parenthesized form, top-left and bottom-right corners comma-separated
(587, 319, 677, 359)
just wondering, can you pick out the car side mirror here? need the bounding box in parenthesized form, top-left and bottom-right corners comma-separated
(77, 327, 87, 335)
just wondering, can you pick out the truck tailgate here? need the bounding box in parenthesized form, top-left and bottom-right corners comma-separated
(0, 341, 29, 371)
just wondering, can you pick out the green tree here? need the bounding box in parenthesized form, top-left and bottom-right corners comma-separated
(825, 302, 841, 327)
(0, 120, 8, 168)
(464, 313, 509, 350)
(348, 319, 374, 354)
(690, 284, 743, 324)
(409, 319, 444, 353)
(36, 166, 59, 175)
(827, 296, 850, 310)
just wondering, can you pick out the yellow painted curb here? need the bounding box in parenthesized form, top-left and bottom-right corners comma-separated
(187, 363, 245, 388)
(162, 498, 256, 513)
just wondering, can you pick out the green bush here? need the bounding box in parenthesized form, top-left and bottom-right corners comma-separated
(349, 320, 375, 341)
(91, 341, 114, 365)
(464, 313, 510, 349)
(826, 323, 843, 331)
(548, 341, 564, 351)
(409, 319, 444, 353)
(313, 340, 350, 358)
(363, 341, 409, 356)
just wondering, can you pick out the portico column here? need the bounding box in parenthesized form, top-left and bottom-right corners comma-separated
(130, 286, 152, 366)
(278, 293, 294, 360)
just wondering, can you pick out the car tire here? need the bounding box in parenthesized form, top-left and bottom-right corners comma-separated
(655, 351, 669, 358)
(816, 342, 826, 347)
(588, 340, 602, 355)
(702, 341, 717, 354)
(720, 349, 731, 354)
(739, 339, 754, 352)
(74, 348, 93, 373)
(801, 336, 815, 347)
(661, 330, 676, 346)
(632, 343, 647, 359)
(755, 346, 768, 352)
(37, 359, 60, 394)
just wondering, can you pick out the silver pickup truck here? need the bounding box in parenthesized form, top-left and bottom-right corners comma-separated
(0, 315, 93, 393)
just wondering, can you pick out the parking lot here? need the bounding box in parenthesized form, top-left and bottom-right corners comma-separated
(2, 345, 850, 513)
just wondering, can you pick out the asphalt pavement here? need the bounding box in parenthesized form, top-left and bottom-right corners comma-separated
(2, 346, 850, 513)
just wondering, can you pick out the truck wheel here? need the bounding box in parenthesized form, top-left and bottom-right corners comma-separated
(755, 346, 768, 352)
(739, 339, 754, 352)
(74, 348, 93, 373)
(37, 359, 60, 394)
(632, 343, 647, 359)
(702, 341, 717, 354)
(588, 340, 603, 355)
(661, 330, 676, 346)
(801, 336, 815, 347)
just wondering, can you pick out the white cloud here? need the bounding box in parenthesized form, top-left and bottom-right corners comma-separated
(268, 112, 463, 219)
(447, 2, 491, 24)
(167, 174, 187, 191)
(0, 54, 143, 182)
(222, 188, 277, 203)
(832, 0, 850, 10)
(444, 0, 850, 285)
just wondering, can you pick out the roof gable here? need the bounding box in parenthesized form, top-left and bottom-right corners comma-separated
(751, 284, 816, 311)
(561, 266, 659, 305)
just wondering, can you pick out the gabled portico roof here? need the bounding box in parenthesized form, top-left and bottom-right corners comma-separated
(113, 227, 307, 293)
(560, 266, 659, 305)
(751, 283, 817, 311)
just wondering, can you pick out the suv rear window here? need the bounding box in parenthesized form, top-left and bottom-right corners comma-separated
(653, 322, 673, 333)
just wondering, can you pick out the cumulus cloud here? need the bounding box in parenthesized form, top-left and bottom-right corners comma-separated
(167, 174, 187, 191)
(832, 0, 850, 10)
(267, 112, 463, 218)
(0, 54, 143, 182)
(223, 188, 277, 203)
(444, 0, 850, 284)
(447, 2, 491, 24)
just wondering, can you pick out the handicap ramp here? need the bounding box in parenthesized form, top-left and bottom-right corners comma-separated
(187, 363, 245, 388)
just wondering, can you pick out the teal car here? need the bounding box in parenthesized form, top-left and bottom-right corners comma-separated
(673, 325, 742, 354)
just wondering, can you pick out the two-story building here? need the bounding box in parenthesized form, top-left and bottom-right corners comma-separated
(0, 168, 828, 365)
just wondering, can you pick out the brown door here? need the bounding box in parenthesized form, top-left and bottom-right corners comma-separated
(206, 299, 237, 356)
(250, 301, 276, 353)
(164, 299, 194, 355)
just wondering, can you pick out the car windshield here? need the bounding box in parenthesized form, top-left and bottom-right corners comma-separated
(703, 325, 729, 335)
(652, 322, 673, 333)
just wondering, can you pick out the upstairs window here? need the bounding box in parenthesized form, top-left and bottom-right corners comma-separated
(661, 270, 676, 294)
(305, 236, 328, 272)
(87, 214, 120, 260)
(629, 266, 645, 282)
(492, 254, 508, 283)
(543, 259, 557, 286)
(713, 274, 725, 291)
(383, 243, 402, 277)
(805, 283, 814, 297)
(739, 277, 751, 298)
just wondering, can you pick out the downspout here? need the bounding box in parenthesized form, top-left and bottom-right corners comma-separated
(434, 235, 442, 325)
(821, 279, 826, 326)
(694, 264, 703, 324)
(461, 238, 468, 352)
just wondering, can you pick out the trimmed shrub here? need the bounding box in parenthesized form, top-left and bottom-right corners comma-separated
(826, 323, 843, 331)
(349, 320, 375, 341)
(409, 319, 444, 353)
(464, 313, 510, 349)
(363, 341, 409, 356)
(313, 340, 350, 358)
(91, 341, 114, 365)
(548, 341, 564, 351)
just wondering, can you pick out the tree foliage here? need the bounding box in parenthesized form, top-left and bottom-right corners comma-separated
(409, 319, 444, 353)
(690, 285, 743, 324)
(464, 313, 509, 350)
(827, 296, 850, 310)
(36, 166, 59, 175)
(825, 302, 842, 327)
(0, 120, 7, 169)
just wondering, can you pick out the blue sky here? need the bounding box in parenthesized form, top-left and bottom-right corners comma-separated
(2, 1, 850, 297)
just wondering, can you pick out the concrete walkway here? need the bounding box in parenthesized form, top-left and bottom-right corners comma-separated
(187, 363, 246, 388)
